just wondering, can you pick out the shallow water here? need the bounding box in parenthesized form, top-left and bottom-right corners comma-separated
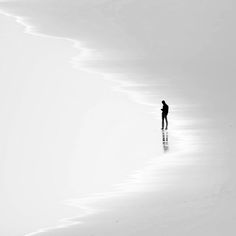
(1, 0, 235, 121)
(0, 0, 235, 235)
(0, 12, 169, 236)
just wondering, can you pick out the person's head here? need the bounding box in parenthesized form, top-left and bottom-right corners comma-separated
(162, 100, 166, 105)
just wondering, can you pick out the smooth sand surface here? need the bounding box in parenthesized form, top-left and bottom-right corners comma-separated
(24, 127, 236, 236)
(0, 1, 235, 235)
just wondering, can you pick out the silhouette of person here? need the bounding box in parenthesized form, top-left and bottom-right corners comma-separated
(161, 100, 169, 130)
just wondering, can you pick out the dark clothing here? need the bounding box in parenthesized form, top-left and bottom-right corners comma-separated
(161, 104, 169, 115)
(161, 103, 169, 129)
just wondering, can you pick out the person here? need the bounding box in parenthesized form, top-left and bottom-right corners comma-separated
(161, 100, 169, 130)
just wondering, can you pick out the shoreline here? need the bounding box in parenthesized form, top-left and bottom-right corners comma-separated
(1, 2, 235, 235)
(0, 10, 193, 236)
(0, 9, 198, 236)
(24, 128, 214, 236)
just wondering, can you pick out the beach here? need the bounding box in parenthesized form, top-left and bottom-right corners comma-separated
(0, 0, 235, 235)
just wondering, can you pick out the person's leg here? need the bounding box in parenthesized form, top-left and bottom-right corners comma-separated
(165, 115, 168, 130)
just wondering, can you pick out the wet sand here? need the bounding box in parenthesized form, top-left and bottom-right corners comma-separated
(0, 1, 235, 235)
(23, 126, 235, 236)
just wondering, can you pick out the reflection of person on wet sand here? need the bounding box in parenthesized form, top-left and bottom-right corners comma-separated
(162, 130, 169, 152)
(161, 100, 169, 130)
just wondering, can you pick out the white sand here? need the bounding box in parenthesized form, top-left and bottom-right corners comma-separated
(0, 0, 235, 235)
(22, 126, 236, 236)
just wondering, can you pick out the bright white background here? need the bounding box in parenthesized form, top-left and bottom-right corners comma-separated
(0, 13, 160, 235)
